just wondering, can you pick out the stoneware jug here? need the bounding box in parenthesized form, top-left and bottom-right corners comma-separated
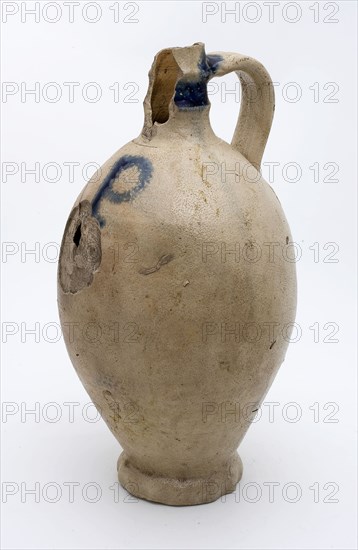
(58, 43, 297, 505)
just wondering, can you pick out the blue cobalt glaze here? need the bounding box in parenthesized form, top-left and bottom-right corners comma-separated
(206, 54, 223, 74)
(92, 155, 153, 227)
(174, 53, 223, 110)
(174, 80, 208, 109)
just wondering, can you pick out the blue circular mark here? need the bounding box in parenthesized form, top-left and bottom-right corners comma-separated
(91, 155, 153, 227)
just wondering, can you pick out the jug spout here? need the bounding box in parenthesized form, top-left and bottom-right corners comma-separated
(142, 42, 222, 138)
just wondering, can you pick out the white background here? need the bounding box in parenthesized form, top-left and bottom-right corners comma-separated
(1, 1, 357, 549)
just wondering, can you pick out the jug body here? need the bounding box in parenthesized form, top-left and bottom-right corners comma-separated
(58, 43, 297, 505)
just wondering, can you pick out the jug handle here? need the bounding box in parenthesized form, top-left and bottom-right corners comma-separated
(208, 52, 275, 170)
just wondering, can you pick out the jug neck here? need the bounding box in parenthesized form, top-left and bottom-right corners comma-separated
(141, 43, 222, 141)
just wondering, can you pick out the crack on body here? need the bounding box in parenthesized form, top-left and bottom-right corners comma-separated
(139, 254, 174, 275)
